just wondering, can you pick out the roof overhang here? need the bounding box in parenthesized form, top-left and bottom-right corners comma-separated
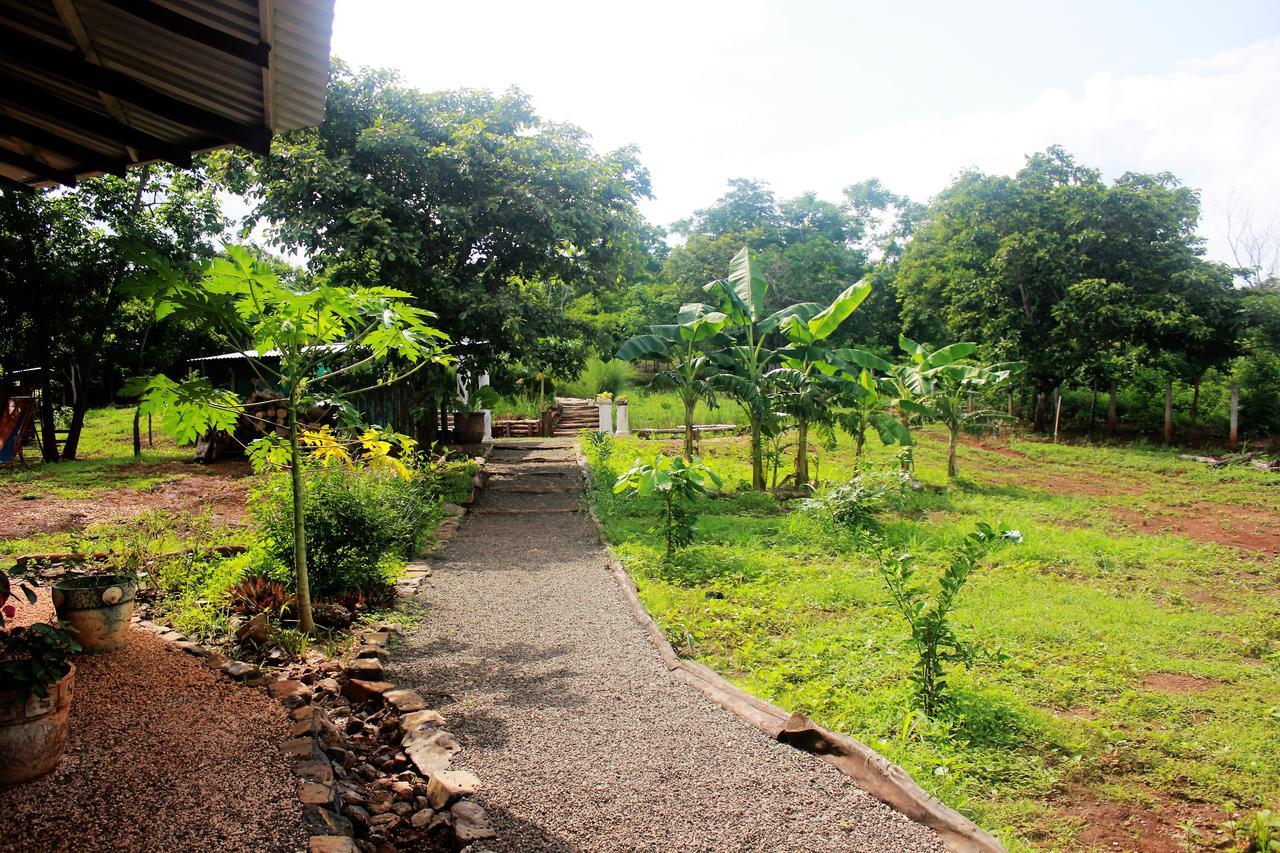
(0, 0, 335, 191)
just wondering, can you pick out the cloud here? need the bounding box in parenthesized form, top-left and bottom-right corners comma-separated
(652, 39, 1280, 265)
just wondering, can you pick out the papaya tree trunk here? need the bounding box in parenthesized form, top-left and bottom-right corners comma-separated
(133, 407, 142, 457)
(750, 417, 764, 490)
(947, 425, 959, 479)
(682, 396, 696, 461)
(287, 397, 315, 633)
(794, 419, 809, 487)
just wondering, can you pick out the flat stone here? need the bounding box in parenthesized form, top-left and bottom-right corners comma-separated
(402, 728, 460, 776)
(302, 805, 354, 837)
(441, 502, 465, 517)
(283, 737, 322, 760)
(307, 836, 358, 853)
(235, 611, 270, 646)
(354, 644, 389, 662)
(294, 759, 335, 785)
(299, 780, 335, 805)
(450, 800, 495, 843)
(383, 689, 426, 713)
(315, 677, 341, 695)
(174, 640, 210, 657)
(360, 631, 390, 647)
(434, 527, 455, 542)
(410, 808, 435, 828)
(159, 630, 186, 643)
(345, 658, 384, 679)
(426, 770, 481, 810)
(399, 709, 447, 734)
(341, 679, 394, 704)
(269, 679, 312, 706)
(221, 660, 258, 680)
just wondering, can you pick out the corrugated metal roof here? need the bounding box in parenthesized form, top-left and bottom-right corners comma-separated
(189, 342, 348, 362)
(0, 0, 334, 189)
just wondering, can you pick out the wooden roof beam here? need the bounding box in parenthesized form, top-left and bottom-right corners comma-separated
(0, 72, 193, 167)
(0, 150, 78, 186)
(0, 174, 37, 193)
(99, 0, 272, 67)
(2, 25, 272, 154)
(0, 113, 126, 173)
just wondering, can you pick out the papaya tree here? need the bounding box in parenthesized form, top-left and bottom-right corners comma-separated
(136, 247, 451, 631)
(615, 304, 729, 460)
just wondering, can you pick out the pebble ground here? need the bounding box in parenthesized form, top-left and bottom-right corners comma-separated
(2, 593, 304, 852)
(392, 440, 944, 852)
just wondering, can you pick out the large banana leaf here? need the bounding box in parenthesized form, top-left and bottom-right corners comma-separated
(827, 347, 894, 373)
(725, 246, 769, 322)
(922, 342, 978, 368)
(807, 279, 871, 340)
(616, 333, 674, 361)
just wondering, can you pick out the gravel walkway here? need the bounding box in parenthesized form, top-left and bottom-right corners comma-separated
(392, 440, 943, 852)
(2, 593, 304, 852)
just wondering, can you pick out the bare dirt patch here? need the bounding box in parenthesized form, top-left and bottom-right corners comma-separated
(1056, 785, 1227, 852)
(1142, 673, 1221, 693)
(0, 460, 251, 539)
(1113, 504, 1280, 558)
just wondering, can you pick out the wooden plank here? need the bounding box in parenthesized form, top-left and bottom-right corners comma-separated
(471, 507, 580, 515)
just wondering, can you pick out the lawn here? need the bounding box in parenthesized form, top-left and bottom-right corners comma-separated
(584, 427, 1280, 851)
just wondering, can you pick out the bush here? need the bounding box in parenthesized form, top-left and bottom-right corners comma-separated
(250, 463, 439, 598)
(563, 357, 636, 397)
(802, 467, 911, 534)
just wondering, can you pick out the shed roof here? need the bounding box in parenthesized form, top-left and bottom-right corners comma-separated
(0, 0, 335, 190)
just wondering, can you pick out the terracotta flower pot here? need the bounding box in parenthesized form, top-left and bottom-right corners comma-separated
(0, 664, 74, 785)
(52, 574, 136, 653)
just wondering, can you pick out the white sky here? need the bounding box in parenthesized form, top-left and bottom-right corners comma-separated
(330, 0, 1280, 264)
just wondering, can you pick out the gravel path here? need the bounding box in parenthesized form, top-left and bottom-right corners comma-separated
(392, 440, 943, 852)
(2, 593, 304, 852)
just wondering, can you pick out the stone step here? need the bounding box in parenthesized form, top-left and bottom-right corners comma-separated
(488, 483, 582, 494)
(472, 506, 580, 515)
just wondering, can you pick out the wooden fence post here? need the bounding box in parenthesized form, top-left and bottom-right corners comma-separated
(1053, 387, 1063, 443)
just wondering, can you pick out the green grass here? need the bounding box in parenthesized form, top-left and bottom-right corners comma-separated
(3, 407, 189, 498)
(585, 428, 1280, 851)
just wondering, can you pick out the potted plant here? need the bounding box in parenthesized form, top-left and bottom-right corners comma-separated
(453, 384, 499, 444)
(51, 568, 137, 653)
(596, 391, 613, 434)
(1, 566, 80, 785)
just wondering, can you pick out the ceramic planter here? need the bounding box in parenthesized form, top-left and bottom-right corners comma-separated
(0, 664, 74, 785)
(52, 574, 136, 653)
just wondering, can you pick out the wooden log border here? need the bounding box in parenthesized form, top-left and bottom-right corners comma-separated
(574, 447, 1004, 853)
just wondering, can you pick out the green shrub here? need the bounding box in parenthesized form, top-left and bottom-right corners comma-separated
(564, 357, 636, 397)
(802, 467, 911, 534)
(250, 463, 439, 598)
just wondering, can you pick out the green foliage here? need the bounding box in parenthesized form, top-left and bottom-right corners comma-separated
(802, 467, 911, 534)
(567, 357, 636, 398)
(250, 462, 436, 599)
(2, 564, 81, 698)
(873, 523, 1021, 716)
(1226, 809, 1280, 852)
(613, 454, 722, 557)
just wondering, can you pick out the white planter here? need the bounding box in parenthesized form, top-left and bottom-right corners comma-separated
(615, 403, 629, 435)
(482, 409, 492, 441)
(597, 400, 613, 433)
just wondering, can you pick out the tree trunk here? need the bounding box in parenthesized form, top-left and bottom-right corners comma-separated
(1088, 384, 1098, 432)
(749, 418, 764, 490)
(1229, 382, 1239, 448)
(287, 398, 315, 633)
(1107, 383, 1118, 434)
(61, 363, 89, 461)
(794, 419, 809, 487)
(682, 397, 695, 461)
(1163, 378, 1174, 445)
(1190, 379, 1201, 429)
(38, 369, 58, 462)
(133, 407, 142, 457)
(947, 427, 959, 478)
(1032, 390, 1047, 431)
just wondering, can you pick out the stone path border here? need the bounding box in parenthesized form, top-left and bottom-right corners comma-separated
(574, 447, 1004, 853)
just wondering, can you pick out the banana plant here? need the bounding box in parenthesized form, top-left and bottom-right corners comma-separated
(820, 347, 915, 467)
(770, 279, 872, 486)
(616, 303, 730, 460)
(901, 337, 1024, 478)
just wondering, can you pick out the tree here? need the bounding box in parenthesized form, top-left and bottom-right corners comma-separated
(615, 304, 729, 460)
(138, 247, 450, 631)
(895, 147, 1231, 433)
(0, 169, 224, 460)
(213, 63, 652, 438)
